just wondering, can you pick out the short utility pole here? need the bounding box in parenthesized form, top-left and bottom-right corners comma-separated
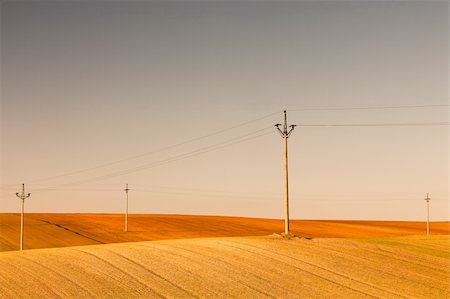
(425, 193, 431, 237)
(124, 184, 130, 232)
(16, 184, 31, 251)
(275, 110, 296, 236)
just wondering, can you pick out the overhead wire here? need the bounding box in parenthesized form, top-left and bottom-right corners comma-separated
(20, 104, 448, 184)
(33, 127, 274, 192)
(289, 104, 448, 111)
(8, 104, 448, 197)
(15, 185, 447, 203)
(299, 122, 449, 127)
(26, 110, 281, 184)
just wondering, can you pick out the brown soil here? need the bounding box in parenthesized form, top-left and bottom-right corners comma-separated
(1, 213, 448, 251)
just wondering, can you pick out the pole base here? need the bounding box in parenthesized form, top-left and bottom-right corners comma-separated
(280, 232, 300, 240)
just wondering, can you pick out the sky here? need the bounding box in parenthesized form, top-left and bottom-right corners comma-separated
(1, 1, 448, 221)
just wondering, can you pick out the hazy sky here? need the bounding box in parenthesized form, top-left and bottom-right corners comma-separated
(1, 1, 448, 220)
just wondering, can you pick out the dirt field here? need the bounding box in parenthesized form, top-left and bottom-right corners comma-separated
(0, 235, 448, 298)
(1, 213, 449, 251)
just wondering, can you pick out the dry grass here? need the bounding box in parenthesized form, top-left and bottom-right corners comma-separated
(0, 235, 448, 298)
(1, 213, 449, 251)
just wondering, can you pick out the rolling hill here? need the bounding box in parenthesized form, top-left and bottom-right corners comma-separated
(0, 235, 448, 298)
(1, 213, 449, 251)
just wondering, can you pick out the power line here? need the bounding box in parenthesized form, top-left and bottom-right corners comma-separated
(10, 108, 448, 196)
(24, 104, 446, 184)
(19, 106, 446, 184)
(20, 188, 118, 192)
(69, 130, 273, 186)
(20, 186, 446, 203)
(25, 111, 280, 184)
(289, 104, 448, 112)
(11, 122, 448, 193)
(299, 122, 449, 127)
(33, 127, 274, 192)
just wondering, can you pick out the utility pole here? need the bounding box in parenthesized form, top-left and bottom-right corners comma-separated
(275, 110, 296, 236)
(425, 193, 430, 237)
(15, 184, 31, 251)
(124, 184, 130, 232)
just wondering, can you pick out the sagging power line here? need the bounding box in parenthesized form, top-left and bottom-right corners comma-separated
(289, 104, 448, 111)
(9, 121, 448, 195)
(22, 103, 447, 186)
(17, 104, 447, 189)
(299, 122, 449, 127)
(25, 111, 280, 185)
(4, 103, 447, 251)
(32, 127, 274, 193)
(7, 105, 447, 225)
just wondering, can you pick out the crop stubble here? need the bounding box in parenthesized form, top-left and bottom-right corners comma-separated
(0, 235, 448, 298)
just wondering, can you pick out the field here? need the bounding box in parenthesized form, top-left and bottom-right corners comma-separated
(1, 213, 449, 251)
(0, 235, 448, 298)
(1, 214, 449, 298)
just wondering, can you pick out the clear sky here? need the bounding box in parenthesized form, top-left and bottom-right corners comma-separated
(1, 1, 448, 220)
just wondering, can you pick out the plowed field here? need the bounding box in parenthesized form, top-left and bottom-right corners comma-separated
(0, 235, 448, 298)
(1, 213, 449, 251)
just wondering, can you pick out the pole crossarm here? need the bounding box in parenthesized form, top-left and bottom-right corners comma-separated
(275, 111, 296, 139)
(275, 124, 283, 137)
(287, 125, 296, 137)
(16, 184, 31, 200)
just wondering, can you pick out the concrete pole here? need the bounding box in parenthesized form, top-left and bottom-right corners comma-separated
(275, 111, 295, 236)
(125, 184, 129, 232)
(283, 131, 290, 235)
(20, 198, 24, 251)
(16, 183, 30, 251)
(425, 193, 430, 237)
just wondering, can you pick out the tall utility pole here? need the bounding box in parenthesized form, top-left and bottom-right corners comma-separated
(425, 193, 431, 237)
(275, 110, 296, 236)
(124, 184, 130, 232)
(15, 184, 31, 251)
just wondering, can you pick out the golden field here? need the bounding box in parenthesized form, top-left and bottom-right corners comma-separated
(1, 213, 449, 251)
(1, 214, 449, 298)
(0, 235, 448, 298)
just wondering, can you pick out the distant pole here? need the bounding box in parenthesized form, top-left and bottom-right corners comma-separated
(124, 184, 130, 232)
(425, 193, 430, 237)
(275, 110, 296, 236)
(15, 184, 31, 251)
